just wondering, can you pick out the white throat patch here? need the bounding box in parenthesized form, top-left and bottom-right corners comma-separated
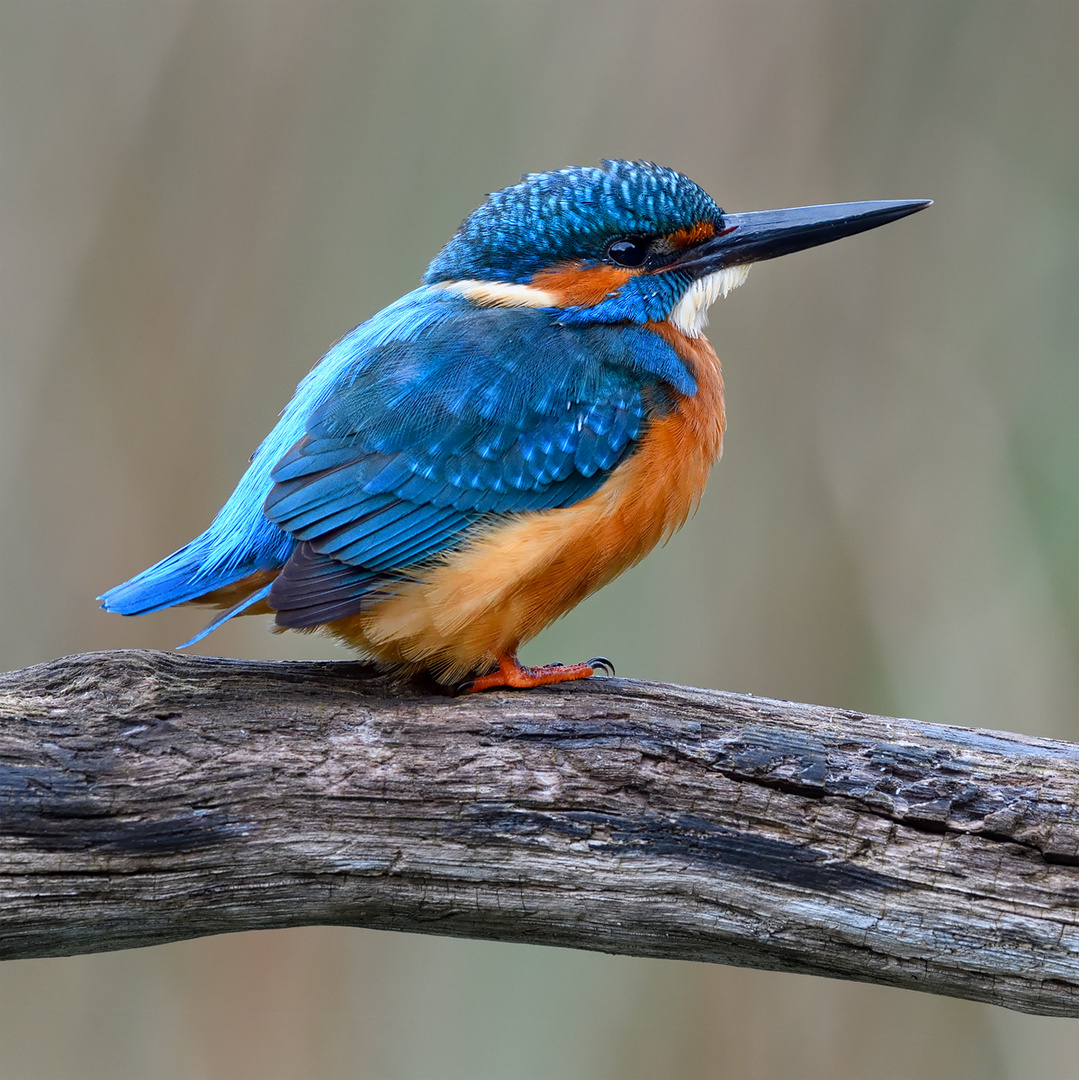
(669, 265, 751, 337)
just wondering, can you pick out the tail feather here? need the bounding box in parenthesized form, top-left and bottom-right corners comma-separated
(100, 402, 299, 630)
(178, 582, 276, 648)
(99, 531, 286, 617)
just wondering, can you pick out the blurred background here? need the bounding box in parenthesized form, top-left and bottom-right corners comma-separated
(2, 1, 1077, 1076)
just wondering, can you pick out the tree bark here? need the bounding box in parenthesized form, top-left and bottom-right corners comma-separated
(2, 649, 1079, 1016)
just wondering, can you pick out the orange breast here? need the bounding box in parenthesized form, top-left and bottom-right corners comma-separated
(326, 322, 726, 681)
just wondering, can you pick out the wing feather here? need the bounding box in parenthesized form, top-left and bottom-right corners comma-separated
(265, 300, 693, 626)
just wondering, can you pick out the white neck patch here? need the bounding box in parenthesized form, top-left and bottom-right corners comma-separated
(431, 278, 557, 308)
(669, 265, 751, 337)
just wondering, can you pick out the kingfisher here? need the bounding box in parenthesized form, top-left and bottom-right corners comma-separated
(101, 161, 928, 691)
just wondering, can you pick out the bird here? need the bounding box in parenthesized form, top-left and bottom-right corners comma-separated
(101, 160, 929, 692)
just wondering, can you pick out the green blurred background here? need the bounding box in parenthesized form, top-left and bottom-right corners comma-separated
(2, 1, 1078, 1076)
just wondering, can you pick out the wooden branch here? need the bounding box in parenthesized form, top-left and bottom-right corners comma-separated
(3, 651, 1079, 1015)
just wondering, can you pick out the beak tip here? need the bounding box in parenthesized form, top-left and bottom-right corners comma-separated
(886, 197, 933, 223)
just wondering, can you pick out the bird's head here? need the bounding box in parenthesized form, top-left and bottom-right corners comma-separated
(424, 160, 929, 336)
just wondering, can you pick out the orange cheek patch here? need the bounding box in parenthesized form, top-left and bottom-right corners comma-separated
(530, 262, 634, 307)
(668, 221, 717, 249)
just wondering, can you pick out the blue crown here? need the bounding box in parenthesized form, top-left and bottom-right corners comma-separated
(424, 160, 722, 285)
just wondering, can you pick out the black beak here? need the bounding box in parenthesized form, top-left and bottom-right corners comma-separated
(675, 199, 932, 274)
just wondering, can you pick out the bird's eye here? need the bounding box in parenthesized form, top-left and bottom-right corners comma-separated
(605, 237, 649, 267)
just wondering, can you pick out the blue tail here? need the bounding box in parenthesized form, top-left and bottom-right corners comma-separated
(99, 471, 295, 624)
(98, 531, 277, 617)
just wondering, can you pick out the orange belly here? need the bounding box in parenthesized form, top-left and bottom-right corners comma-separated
(325, 323, 725, 681)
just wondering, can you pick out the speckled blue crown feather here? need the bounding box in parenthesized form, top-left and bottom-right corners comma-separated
(424, 160, 722, 285)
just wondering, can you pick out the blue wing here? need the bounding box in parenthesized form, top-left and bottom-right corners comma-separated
(100, 287, 694, 634)
(264, 297, 695, 626)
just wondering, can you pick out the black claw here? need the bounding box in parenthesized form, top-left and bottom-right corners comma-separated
(450, 678, 475, 696)
(549, 661, 564, 668)
(588, 656, 615, 676)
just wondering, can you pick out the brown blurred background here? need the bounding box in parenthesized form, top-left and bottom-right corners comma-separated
(2, 1, 1078, 1076)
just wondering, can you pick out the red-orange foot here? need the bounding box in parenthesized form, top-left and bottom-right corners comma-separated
(467, 654, 601, 693)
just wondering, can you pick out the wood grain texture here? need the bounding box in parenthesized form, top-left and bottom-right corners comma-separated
(2, 649, 1079, 1016)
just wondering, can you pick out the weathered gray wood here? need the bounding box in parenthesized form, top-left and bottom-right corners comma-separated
(2, 650, 1079, 1015)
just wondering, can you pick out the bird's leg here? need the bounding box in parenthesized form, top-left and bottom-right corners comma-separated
(466, 653, 597, 693)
